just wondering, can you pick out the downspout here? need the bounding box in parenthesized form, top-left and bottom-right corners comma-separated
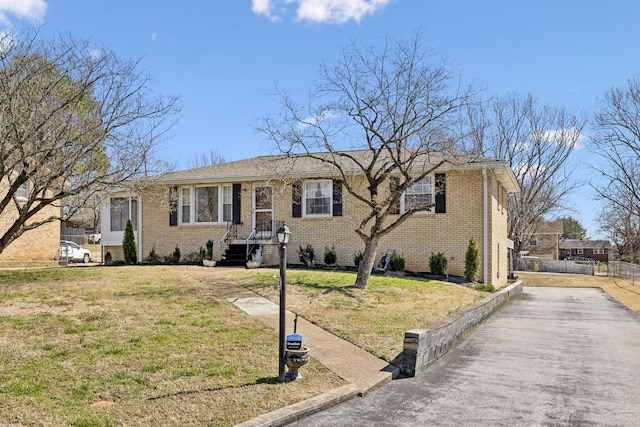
(137, 196, 143, 263)
(482, 167, 488, 284)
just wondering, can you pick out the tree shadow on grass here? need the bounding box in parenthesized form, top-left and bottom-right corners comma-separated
(147, 377, 290, 401)
(294, 281, 359, 298)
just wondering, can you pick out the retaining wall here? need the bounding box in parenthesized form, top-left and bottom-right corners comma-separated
(398, 281, 523, 377)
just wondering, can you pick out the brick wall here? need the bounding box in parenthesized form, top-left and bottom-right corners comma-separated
(138, 166, 511, 287)
(0, 180, 61, 266)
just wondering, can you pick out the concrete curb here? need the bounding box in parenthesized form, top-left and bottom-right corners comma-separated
(398, 280, 523, 377)
(235, 384, 360, 427)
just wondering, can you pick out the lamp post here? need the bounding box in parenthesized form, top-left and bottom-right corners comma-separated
(276, 223, 291, 382)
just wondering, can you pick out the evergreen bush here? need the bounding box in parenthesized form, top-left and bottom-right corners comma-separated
(429, 252, 448, 275)
(122, 219, 137, 264)
(324, 245, 337, 265)
(465, 237, 480, 282)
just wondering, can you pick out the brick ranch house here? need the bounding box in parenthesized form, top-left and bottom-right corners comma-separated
(559, 239, 613, 263)
(0, 179, 60, 267)
(100, 151, 519, 287)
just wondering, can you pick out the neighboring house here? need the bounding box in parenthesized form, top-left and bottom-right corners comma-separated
(559, 239, 613, 263)
(0, 179, 61, 267)
(524, 220, 564, 260)
(100, 150, 519, 287)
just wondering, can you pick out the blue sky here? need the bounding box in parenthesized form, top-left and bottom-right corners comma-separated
(3, 0, 639, 237)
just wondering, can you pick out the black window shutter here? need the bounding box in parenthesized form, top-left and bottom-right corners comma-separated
(389, 176, 401, 215)
(435, 173, 446, 214)
(292, 181, 302, 218)
(169, 186, 178, 226)
(332, 180, 343, 217)
(232, 183, 241, 224)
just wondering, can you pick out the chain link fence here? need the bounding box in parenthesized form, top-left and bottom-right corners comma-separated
(608, 261, 640, 286)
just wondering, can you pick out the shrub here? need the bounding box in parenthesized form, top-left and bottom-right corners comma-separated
(104, 251, 113, 265)
(353, 250, 364, 268)
(298, 244, 315, 267)
(145, 246, 161, 265)
(182, 251, 204, 264)
(465, 237, 480, 282)
(475, 283, 495, 292)
(389, 253, 405, 272)
(170, 245, 181, 264)
(122, 219, 137, 265)
(206, 239, 214, 260)
(324, 245, 337, 265)
(429, 252, 448, 275)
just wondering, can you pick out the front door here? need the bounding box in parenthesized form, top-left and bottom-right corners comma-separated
(253, 186, 273, 239)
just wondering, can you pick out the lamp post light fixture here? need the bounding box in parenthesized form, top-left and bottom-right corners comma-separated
(276, 223, 291, 382)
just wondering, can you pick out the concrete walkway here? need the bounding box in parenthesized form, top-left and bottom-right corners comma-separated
(188, 267, 398, 425)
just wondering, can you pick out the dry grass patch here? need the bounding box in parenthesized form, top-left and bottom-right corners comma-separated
(229, 269, 485, 362)
(518, 271, 640, 314)
(0, 266, 344, 426)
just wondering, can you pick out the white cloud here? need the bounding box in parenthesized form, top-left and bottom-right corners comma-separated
(151, 33, 157, 42)
(538, 127, 586, 149)
(252, 0, 392, 24)
(0, 0, 47, 24)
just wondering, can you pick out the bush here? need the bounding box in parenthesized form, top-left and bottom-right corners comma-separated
(145, 246, 161, 265)
(104, 251, 113, 265)
(353, 250, 364, 268)
(206, 239, 214, 260)
(324, 245, 337, 265)
(122, 219, 137, 265)
(429, 252, 448, 275)
(389, 253, 405, 272)
(298, 244, 315, 267)
(475, 283, 495, 292)
(170, 245, 181, 264)
(182, 251, 204, 264)
(465, 237, 480, 282)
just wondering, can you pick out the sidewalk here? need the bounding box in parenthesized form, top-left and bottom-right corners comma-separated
(188, 267, 399, 425)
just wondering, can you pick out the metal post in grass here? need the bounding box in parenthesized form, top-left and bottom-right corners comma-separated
(276, 223, 291, 382)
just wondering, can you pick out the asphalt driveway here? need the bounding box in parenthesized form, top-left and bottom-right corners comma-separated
(290, 287, 640, 426)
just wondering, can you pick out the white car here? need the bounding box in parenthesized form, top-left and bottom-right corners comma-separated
(60, 241, 92, 263)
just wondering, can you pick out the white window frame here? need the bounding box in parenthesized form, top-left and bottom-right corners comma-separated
(402, 176, 434, 214)
(593, 248, 605, 255)
(303, 180, 332, 218)
(110, 196, 138, 231)
(16, 182, 28, 200)
(179, 184, 232, 225)
(576, 248, 584, 255)
(529, 235, 538, 246)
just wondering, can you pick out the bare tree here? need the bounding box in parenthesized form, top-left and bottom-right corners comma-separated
(474, 93, 586, 265)
(257, 33, 478, 289)
(0, 29, 180, 255)
(591, 79, 640, 224)
(188, 149, 226, 168)
(598, 197, 640, 263)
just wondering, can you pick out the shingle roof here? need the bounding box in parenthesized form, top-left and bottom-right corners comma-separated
(535, 220, 564, 235)
(559, 239, 613, 250)
(146, 149, 520, 193)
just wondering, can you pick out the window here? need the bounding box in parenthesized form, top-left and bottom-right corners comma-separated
(16, 182, 28, 199)
(196, 186, 218, 222)
(178, 184, 231, 224)
(110, 197, 138, 231)
(404, 177, 432, 213)
(304, 181, 332, 216)
(529, 235, 538, 246)
(181, 188, 191, 224)
(576, 248, 584, 255)
(593, 248, 605, 255)
(222, 185, 232, 223)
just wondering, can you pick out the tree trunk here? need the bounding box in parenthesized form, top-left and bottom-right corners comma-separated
(354, 239, 379, 289)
